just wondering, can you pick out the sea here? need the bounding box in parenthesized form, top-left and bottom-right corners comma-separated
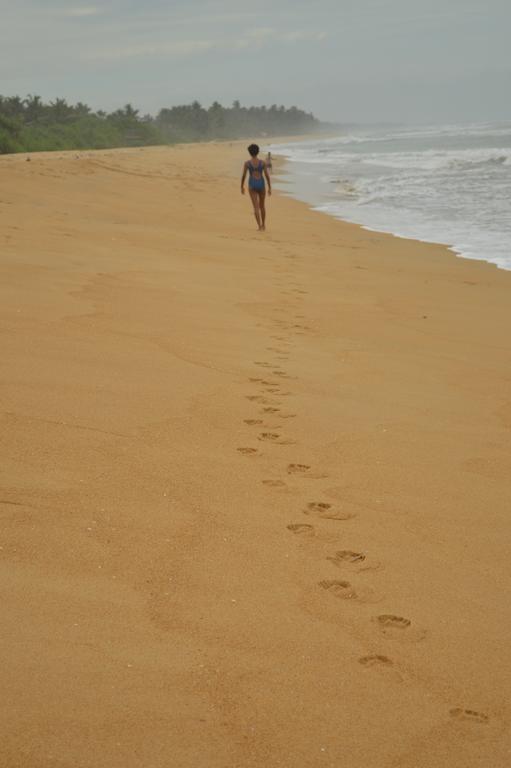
(269, 121, 511, 271)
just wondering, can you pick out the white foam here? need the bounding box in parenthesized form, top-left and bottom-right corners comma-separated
(270, 122, 511, 271)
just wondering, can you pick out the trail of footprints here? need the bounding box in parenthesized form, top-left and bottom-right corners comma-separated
(235, 243, 488, 726)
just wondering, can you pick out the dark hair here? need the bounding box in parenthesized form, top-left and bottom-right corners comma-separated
(247, 144, 259, 157)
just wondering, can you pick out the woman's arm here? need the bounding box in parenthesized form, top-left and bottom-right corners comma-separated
(263, 162, 272, 195)
(241, 162, 248, 194)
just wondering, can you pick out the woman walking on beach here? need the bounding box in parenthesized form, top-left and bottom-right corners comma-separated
(241, 144, 271, 231)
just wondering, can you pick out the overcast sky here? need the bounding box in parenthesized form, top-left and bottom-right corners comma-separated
(1, 0, 510, 123)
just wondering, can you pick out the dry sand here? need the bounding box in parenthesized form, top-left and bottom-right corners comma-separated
(1, 141, 510, 767)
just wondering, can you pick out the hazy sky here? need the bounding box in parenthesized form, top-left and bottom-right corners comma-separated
(2, 0, 510, 123)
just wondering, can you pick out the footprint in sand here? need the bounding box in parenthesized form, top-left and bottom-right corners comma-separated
(449, 708, 489, 724)
(319, 580, 357, 600)
(327, 550, 382, 573)
(288, 463, 310, 474)
(254, 361, 273, 368)
(328, 550, 366, 565)
(287, 523, 314, 535)
(237, 447, 258, 455)
(319, 579, 378, 604)
(244, 419, 263, 425)
(373, 614, 426, 642)
(288, 464, 328, 479)
(246, 395, 275, 404)
(258, 432, 296, 446)
(305, 502, 355, 521)
(263, 407, 280, 414)
(376, 615, 410, 630)
(272, 370, 294, 379)
(262, 479, 287, 488)
(359, 654, 393, 668)
(277, 413, 297, 419)
(358, 655, 403, 681)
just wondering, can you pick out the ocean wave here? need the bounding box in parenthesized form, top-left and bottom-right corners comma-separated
(270, 121, 511, 154)
(274, 145, 511, 172)
(327, 178, 360, 197)
(270, 122, 511, 271)
(359, 148, 511, 172)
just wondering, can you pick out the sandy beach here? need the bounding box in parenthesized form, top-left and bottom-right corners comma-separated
(1, 141, 510, 767)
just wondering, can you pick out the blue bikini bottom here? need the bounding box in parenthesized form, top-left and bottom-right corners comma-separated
(249, 178, 265, 192)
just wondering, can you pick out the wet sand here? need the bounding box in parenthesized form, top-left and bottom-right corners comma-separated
(1, 142, 510, 767)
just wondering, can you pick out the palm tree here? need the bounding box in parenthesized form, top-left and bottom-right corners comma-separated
(3, 95, 25, 119)
(24, 94, 45, 122)
(49, 98, 72, 121)
(123, 103, 139, 119)
(74, 102, 91, 117)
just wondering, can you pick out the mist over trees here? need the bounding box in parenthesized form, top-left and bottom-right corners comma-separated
(0, 95, 320, 154)
(156, 100, 318, 141)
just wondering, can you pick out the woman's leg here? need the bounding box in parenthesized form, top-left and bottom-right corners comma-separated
(259, 190, 267, 230)
(249, 189, 262, 229)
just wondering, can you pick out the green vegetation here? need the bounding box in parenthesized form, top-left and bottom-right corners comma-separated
(156, 100, 319, 142)
(0, 95, 320, 155)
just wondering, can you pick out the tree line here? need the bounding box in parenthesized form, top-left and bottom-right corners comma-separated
(0, 95, 320, 154)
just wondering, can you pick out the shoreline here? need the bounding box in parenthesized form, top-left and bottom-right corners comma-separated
(1, 142, 510, 767)
(268, 132, 511, 273)
(270, 152, 509, 278)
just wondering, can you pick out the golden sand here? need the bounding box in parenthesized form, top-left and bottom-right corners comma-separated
(1, 142, 510, 767)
